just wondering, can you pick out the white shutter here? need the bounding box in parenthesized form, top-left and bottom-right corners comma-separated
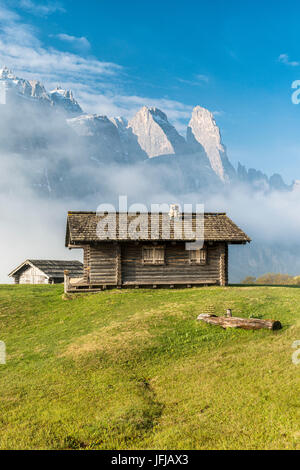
(189, 250, 198, 264)
(199, 248, 207, 264)
(189, 247, 207, 265)
(154, 247, 165, 264)
(143, 247, 154, 264)
(143, 246, 165, 264)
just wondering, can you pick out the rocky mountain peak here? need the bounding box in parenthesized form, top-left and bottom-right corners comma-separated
(29, 80, 50, 101)
(110, 116, 128, 129)
(0, 67, 82, 114)
(148, 106, 168, 122)
(128, 105, 187, 158)
(0, 66, 15, 80)
(49, 86, 82, 115)
(67, 114, 114, 136)
(187, 105, 231, 181)
(0, 66, 290, 195)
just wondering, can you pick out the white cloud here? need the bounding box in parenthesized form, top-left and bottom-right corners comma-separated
(0, 4, 19, 21)
(195, 74, 209, 83)
(18, 0, 65, 16)
(177, 74, 209, 87)
(278, 53, 299, 67)
(212, 110, 224, 117)
(0, 2, 193, 131)
(0, 7, 122, 82)
(0, 39, 121, 80)
(55, 33, 90, 50)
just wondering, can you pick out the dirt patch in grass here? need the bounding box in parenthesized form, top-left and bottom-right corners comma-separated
(61, 322, 152, 359)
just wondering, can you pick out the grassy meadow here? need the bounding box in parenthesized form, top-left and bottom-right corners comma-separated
(0, 284, 299, 450)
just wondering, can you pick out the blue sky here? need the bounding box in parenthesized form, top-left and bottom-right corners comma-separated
(2, 0, 300, 181)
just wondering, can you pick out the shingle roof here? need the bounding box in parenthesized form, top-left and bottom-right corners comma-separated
(65, 211, 250, 245)
(9, 260, 83, 278)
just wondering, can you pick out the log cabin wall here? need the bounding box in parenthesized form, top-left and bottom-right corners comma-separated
(225, 243, 228, 285)
(83, 241, 228, 286)
(121, 241, 226, 285)
(88, 243, 118, 285)
(83, 245, 90, 283)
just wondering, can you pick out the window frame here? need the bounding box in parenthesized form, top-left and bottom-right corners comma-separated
(142, 245, 165, 265)
(189, 246, 208, 265)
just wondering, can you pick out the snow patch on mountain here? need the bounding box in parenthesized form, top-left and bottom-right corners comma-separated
(0, 66, 51, 104)
(49, 86, 82, 115)
(67, 114, 115, 136)
(0, 66, 81, 114)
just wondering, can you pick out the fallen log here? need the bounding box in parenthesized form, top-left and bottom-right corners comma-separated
(197, 314, 282, 330)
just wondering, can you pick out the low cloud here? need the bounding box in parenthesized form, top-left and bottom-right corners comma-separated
(3, 160, 300, 283)
(1, 192, 83, 284)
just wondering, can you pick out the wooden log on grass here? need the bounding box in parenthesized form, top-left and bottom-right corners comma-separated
(197, 314, 282, 330)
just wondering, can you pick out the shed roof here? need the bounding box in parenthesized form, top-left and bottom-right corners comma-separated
(8, 260, 83, 278)
(65, 211, 250, 245)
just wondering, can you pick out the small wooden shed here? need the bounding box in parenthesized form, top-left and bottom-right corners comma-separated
(64, 211, 250, 292)
(8, 259, 83, 284)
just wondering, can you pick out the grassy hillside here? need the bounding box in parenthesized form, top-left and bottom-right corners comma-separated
(0, 284, 300, 450)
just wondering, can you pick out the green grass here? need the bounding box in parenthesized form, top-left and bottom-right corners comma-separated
(0, 284, 300, 450)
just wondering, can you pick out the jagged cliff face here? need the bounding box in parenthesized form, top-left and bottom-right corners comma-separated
(0, 66, 82, 114)
(187, 105, 235, 182)
(67, 114, 124, 163)
(0, 66, 50, 105)
(128, 106, 188, 157)
(237, 162, 291, 192)
(0, 67, 290, 195)
(49, 86, 82, 114)
(67, 105, 235, 187)
(110, 117, 148, 162)
(68, 114, 118, 137)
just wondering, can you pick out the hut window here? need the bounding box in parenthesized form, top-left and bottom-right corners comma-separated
(143, 246, 165, 264)
(189, 247, 207, 265)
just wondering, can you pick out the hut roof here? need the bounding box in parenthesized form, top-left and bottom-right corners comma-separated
(8, 260, 83, 279)
(65, 211, 251, 245)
